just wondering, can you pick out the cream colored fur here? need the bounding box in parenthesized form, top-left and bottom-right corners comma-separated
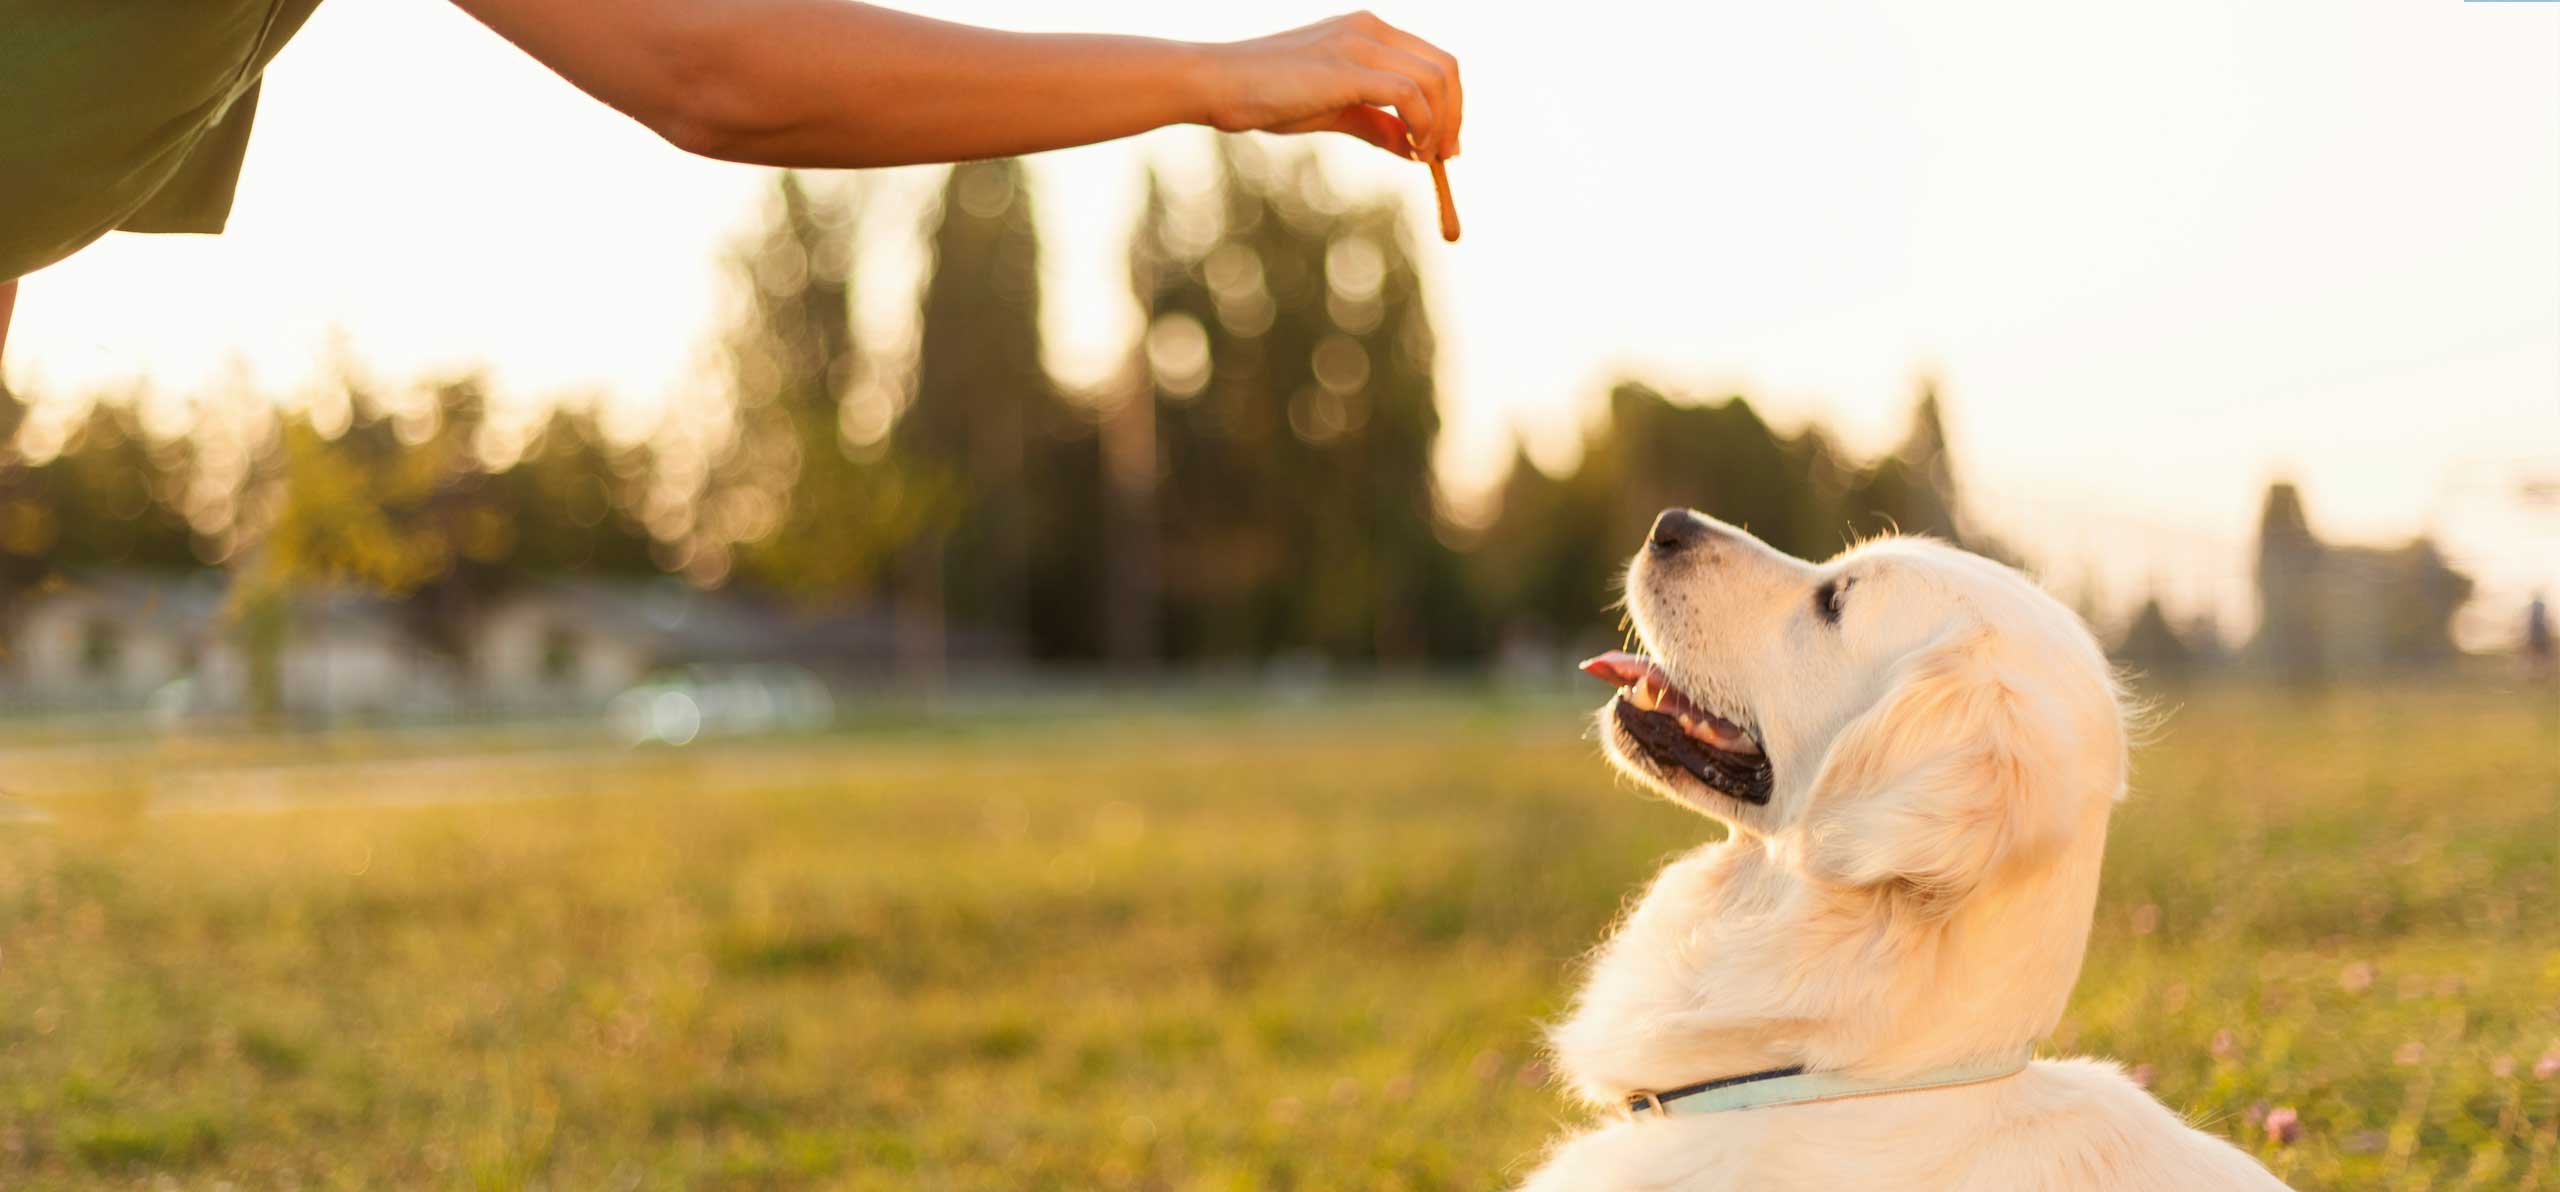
(1516, 517, 2291, 1191)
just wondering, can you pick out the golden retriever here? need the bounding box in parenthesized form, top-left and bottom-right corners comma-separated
(1515, 510, 2292, 1191)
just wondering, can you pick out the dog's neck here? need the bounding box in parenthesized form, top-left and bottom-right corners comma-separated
(1548, 819, 2106, 1108)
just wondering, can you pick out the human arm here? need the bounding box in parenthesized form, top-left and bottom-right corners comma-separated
(443, 1, 1463, 168)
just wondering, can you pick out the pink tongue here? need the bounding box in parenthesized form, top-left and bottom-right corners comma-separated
(1579, 651, 1761, 755)
(1579, 651, 1655, 687)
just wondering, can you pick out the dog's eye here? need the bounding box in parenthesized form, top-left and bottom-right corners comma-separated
(1814, 577, 1852, 625)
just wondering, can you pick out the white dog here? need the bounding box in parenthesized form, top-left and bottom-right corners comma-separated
(1516, 510, 2291, 1191)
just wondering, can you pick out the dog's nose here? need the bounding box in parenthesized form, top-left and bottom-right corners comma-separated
(1648, 508, 1718, 555)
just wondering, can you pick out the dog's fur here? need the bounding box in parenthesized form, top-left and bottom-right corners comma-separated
(1515, 515, 2291, 1191)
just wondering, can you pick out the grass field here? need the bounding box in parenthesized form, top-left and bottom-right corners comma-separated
(0, 682, 2554, 1190)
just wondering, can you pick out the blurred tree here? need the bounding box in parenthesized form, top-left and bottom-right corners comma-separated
(1343, 195, 1482, 661)
(2183, 613, 2230, 670)
(1602, 383, 1836, 559)
(222, 366, 661, 714)
(1130, 157, 1261, 659)
(3, 168, 2180, 698)
(0, 386, 205, 691)
(897, 157, 1102, 667)
(1131, 141, 1473, 663)
(709, 171, 940, 606)
(1469, 444, 1619, 651)
(252, 402, 450, 597)
(1488, 384, 1837, 649)
(227, 372, 448, 720)
(1470, 382, 1976, 651)
(1840, 386, 1963, 543)
(2114, 595, 2194, 676)
(0, 391, 198, 588)
(490, 402, 657, 576)
(394, 380, 659, 657)
(1099, 172, 1183, 668)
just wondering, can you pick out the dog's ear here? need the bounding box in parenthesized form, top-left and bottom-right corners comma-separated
(1799, 630, 2085, 910)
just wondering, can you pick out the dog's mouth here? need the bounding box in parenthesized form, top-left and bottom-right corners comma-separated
(1581, 651, 1775, 805)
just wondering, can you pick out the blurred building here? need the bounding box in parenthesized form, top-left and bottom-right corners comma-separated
(466, 578, 1010, 710)
(0, 567, 455, 716)
(3, 571, 226, 706)
(2, 570, 1006, 721)
(2251, 483, 2473, 680)
(2, 570, 450, 717)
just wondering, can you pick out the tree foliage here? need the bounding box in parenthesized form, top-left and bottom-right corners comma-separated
(0, 394, 197, 590)
(1130, 143, 1474, 662)
(898, 158, 1103, 662)
(711, 172, 941, 603)
(1472, 381, 1977, 652)
(0, 159, 2479, 687)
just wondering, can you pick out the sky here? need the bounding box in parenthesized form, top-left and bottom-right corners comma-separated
(8, 0, 2557, 644)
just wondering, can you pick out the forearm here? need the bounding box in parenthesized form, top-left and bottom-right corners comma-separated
(458, 0, 1222, 168)
(689, 14, 1221, 167)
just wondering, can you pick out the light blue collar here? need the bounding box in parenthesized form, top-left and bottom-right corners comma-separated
(1626, 1049, 2033, 1119)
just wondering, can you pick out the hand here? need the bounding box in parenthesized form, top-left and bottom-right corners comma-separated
(1199, 11, 1464, 162)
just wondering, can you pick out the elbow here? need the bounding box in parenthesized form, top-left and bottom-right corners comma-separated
(649, 103, 759, 163)
(628, 17, 783, 163)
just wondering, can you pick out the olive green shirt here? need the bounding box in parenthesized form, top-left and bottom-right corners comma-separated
(1, 0, 326, 281)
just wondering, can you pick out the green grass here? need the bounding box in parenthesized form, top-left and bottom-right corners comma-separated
(0, 683, 2553, 1189)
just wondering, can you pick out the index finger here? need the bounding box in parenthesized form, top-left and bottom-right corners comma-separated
(1366, 17, 1463, 157)
(1345, 66, 1438, 163)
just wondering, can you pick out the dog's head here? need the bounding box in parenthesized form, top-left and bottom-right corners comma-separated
(1589, 509, 2126, 910)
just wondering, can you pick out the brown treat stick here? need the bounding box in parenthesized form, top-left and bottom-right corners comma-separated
(1427, 156, 1460, 243)
(1408, 132, 1460, 243)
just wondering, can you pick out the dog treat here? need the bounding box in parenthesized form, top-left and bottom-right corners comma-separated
(1426, 157, 1460, 243)
(1408, 132, 1459, 243)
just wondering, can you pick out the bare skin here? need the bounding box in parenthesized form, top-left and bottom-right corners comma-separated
(444, 2, 1464, 166)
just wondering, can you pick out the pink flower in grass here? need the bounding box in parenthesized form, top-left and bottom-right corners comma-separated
(2264, 1106, 2301, 1146)
(2534, 1049, 2560, 1081)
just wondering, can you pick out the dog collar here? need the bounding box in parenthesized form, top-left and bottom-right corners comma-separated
(1624, 1049, 2033, 1119)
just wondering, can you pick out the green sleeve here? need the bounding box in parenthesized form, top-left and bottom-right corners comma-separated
(123, 80, 266, 236)
(0, 0, 323, 280)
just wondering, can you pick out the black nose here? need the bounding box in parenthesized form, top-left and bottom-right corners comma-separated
(1649, 508, 1716, 555)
